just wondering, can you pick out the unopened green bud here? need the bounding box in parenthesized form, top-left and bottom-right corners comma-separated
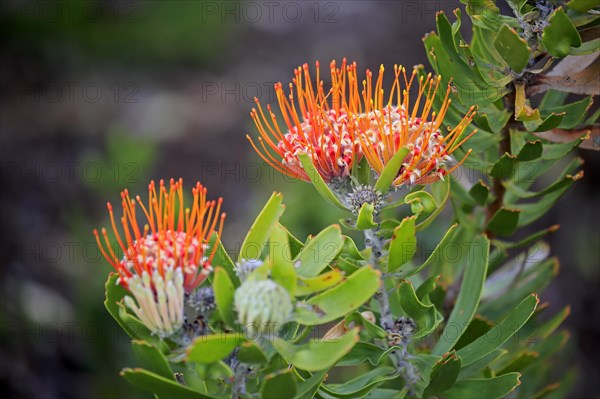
(234, 279, 293, 339)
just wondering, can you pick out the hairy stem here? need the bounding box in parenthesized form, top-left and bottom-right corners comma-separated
(364, 227, 419, 391)
(231, 357, 247, 399)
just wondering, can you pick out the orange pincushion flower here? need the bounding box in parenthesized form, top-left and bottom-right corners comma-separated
(247, 60, 361, 183)
(354, 65, 477, 186)
(94, 178, 226, 294)
(248, 60, 476, 189)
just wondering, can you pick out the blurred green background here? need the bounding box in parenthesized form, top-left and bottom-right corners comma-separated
(0, 1, 598, 398)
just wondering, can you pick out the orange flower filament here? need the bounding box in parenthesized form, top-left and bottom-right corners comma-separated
(94, 178, 226, 294)
(355, 64, 477, 186)
(248, 60, 476, 188)
(247, 60, 361, 182)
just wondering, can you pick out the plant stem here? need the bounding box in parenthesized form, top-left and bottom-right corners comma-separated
(364, 227, 419, 391)
(231, 357, 247, 399)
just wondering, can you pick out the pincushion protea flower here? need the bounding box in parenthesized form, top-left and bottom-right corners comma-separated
(355, 64, 477, 187)
(247, 60, 361, 183)
(94, 178, 225, 337)
(247, 59, 476, 189)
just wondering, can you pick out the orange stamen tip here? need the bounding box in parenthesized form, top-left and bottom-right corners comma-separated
(107, 202, 113, 211)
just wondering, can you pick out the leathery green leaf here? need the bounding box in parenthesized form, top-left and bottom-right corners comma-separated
(457, 294, 539, 366)
(269, 223, 296, 296)
(542, 7, 582, 57)
(398, 280, 442, 339)
(396, 224, 458, 279)
(238, 192, 284, 262)
(374, 147, 410, 192)
(469, 180, 490, 205)
(356, 202, 378, 230)
(433, 235, 489, 355)
(295, 269, 344, 296)
(320, 366, 397, 398)
(207, 232, 239, 286)
(295, 370, 327, 399)
(298, 152, 348, 210)
(105, 273, 138, 339)
(423, 351, 462, 397)
(120, 368, 215, 399)
(444, 372, 521, 399)
(388, 216, 417, 272)
(213, 267, 236, 328)
(295, 225, 344, 278)
(186, 333, 244, 364)
(131, 340, 173, 380)
(237, 341, 268, 364)
(272, 328, 359, 371)
(294, 266, 381, 325)
(487, 208, 520, 236)
(494, 24, 530, 72)
(262, 369, 297, 399)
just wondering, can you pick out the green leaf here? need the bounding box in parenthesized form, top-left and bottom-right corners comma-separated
(413, 353, 443, 397)
(237, 341, 268, 364)
(352, 156, 371, 186)
(517, 140, 543, 162)
(337, 342, 385, 366)
(262, 369, 297, 399)
(444, 372, 521, 399)
(296, 269, 345, 296)
(416, 275, 440, 300)
(356, 203, 378, 230)
(404, 191, 436, 218)
(269, 223, 296, 296)
(487, 208, 520, 236)
(374, 147, 410, 192)
(567, 0, 599, 12)
(494, 24, 530, 72)
(454, 316, 493, 350)
(295, 225, 344, 278)
(186, 333, 244, 364)
(320, 367, 397, 398)
(545, 96, 593, 129)
(121, 368, 214, 399)
(480, 259, 557, 319)
(398, 280, 442, 339)
(459, 349, 507, 379)
(388, 216, 417, 272)
(208, 232, 239, 286)
(104, 273, 138, 339)
(498, 351, 540, 374)
(295, 370, 328, 399)
(294, 267, 381, 325)
(239, 192, 285, 261)
(345, 312, 387, 339)
(298, 153, 348, 210)
(457, 294, 539, 366)
(397, 224, 458, 279)
(213, 267, 236, 328)
(415, 178, 451, 231)
(131, 340, 173, 380)
(272, 328, 359, 371)
(423, 352, 462, 397)
(433, 235, 490, 355)
(542, 7, 582, 57)
(490, 153, 516, 179)
(469, 180, 490, 205)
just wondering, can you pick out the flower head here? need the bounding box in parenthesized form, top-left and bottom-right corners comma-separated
(247, 60, 361, 183)
(248, 60, 476, 189)
(94, 178, 226, 336)
(234, 278, 293, 339)
(354, 65, 477, 187)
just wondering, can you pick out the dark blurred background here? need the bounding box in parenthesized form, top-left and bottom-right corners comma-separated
(0, 1, 598, 398)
